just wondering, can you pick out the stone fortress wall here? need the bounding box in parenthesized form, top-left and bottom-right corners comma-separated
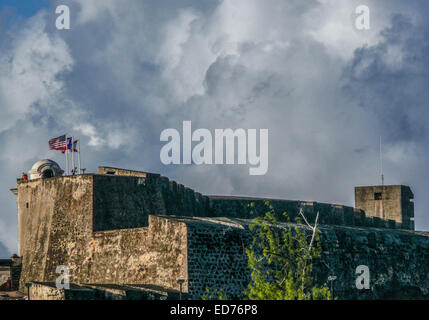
(12, 166, 429, 299)
(95, 167, 412, 230)
(183, 216, 429, 299)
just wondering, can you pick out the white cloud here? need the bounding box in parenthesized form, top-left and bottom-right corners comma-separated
(0, 12, 73, 133)
(74, 123, 105, 147)
(71, 0, 118, 25)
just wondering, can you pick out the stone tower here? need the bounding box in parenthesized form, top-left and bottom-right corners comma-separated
(354, 185, 414, 230)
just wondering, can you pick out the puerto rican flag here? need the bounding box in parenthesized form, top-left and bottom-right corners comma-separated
(66, 138, 79, 152)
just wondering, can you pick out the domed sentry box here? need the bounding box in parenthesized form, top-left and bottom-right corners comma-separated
(28, 159, 64, 180)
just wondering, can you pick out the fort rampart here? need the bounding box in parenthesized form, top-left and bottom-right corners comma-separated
(13, 168, 429, 299)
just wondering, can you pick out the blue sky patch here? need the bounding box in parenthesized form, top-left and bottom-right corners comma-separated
(0, 0, 50, 18)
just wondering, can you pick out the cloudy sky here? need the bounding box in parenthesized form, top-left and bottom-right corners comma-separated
(0, 0, 428, 256)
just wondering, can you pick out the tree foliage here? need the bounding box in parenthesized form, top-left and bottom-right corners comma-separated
(245, 201, 331, 300)
(202, 287, 228, 300)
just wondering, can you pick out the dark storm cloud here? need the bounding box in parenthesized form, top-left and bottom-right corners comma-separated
(344, 14, 429, 142)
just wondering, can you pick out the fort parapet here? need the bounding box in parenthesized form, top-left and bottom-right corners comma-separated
(11, 166, 429, 299)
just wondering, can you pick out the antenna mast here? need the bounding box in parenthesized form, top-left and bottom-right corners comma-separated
(380, 136, 384, 186)
(380, 136, 385, 219)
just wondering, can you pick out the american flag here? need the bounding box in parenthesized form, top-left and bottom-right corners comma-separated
(49, 135, 67, 151)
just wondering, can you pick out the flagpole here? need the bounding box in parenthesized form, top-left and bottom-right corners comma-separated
(64, 133, 68, 176)
(78, 140, 81, 175)
(71, 137, 75, 175)
(65, 145, 69, 176)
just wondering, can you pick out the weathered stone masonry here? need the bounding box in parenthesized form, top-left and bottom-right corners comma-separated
(179, 217, 429, 299)
(12, 166, 429, 299)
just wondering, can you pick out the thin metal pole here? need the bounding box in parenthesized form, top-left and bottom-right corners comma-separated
(177, 279, 185, 300)
(380, 136, 384, 219)
(78, 140, 81, 174)
(25, 283, 32, 300)
(65, 144, 68, 176)
(380, 136, 384, 186)
(71, 137, 75, 175)
(63, 134, 67, 176)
